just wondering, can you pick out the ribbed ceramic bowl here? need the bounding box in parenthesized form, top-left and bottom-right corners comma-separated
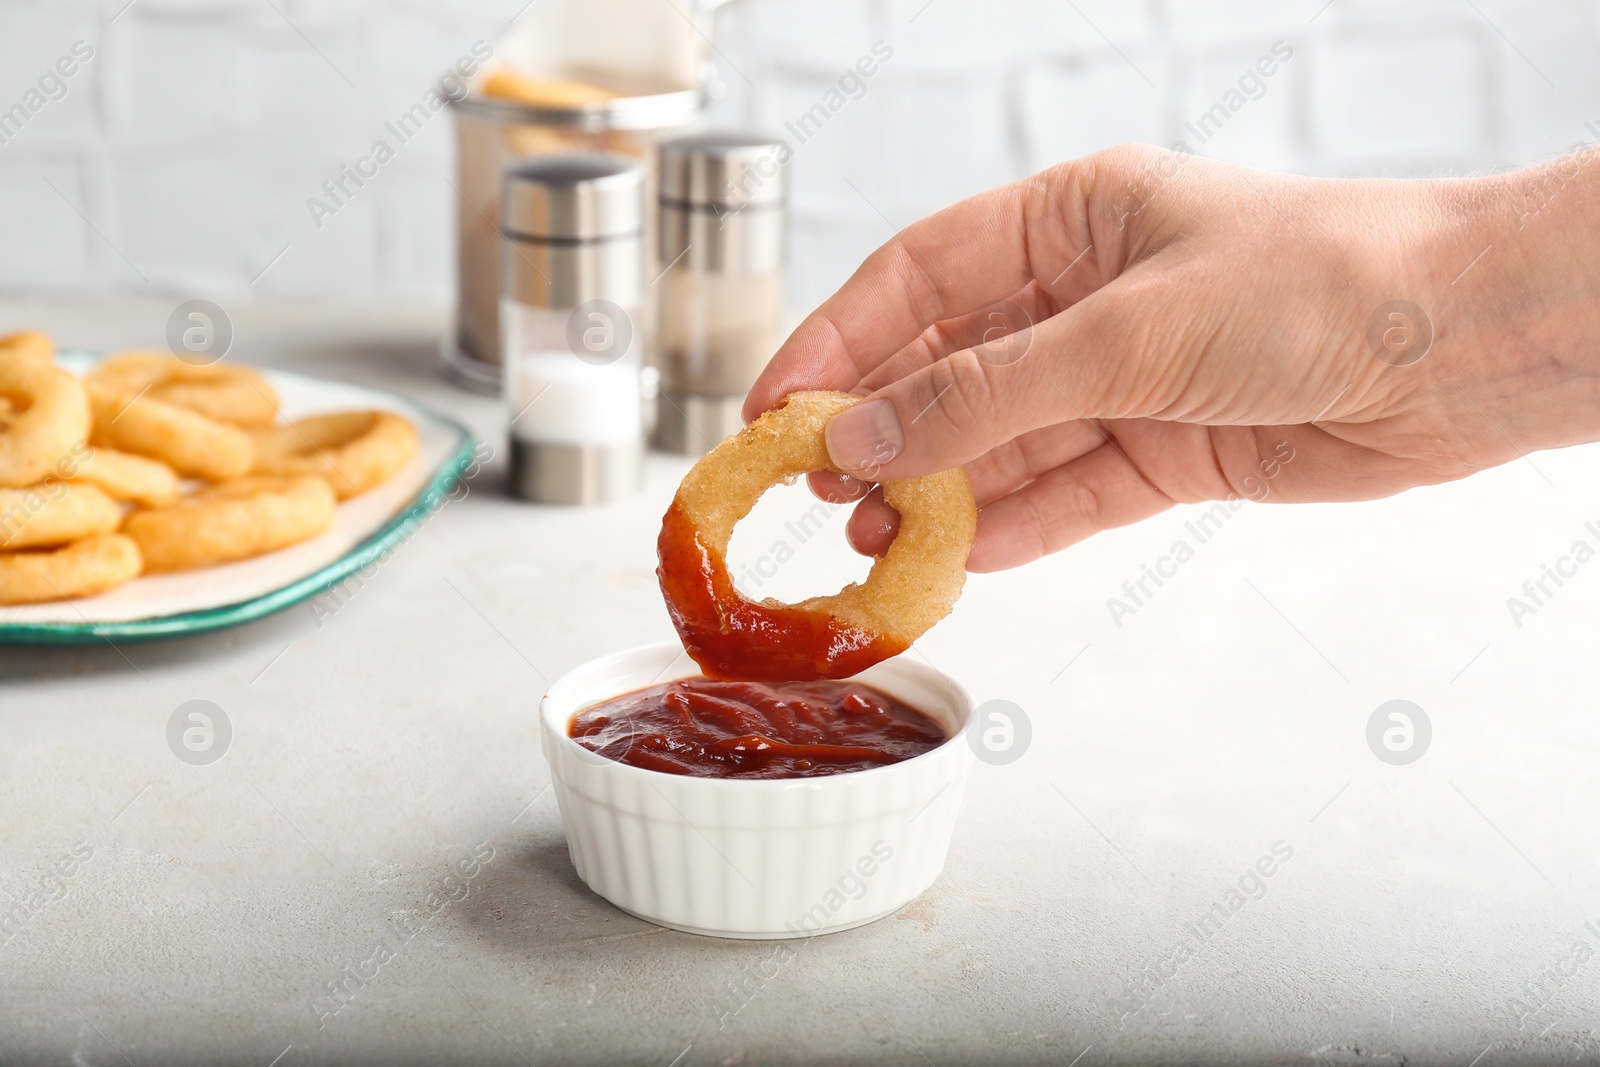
(540, 641, 975, 939)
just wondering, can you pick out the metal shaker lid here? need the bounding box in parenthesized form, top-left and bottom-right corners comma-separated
(658, 133, 787, 209)
(502, 154, 643, 241)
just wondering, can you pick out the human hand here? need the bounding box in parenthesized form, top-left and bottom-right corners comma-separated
(744, 144, 1600, 571)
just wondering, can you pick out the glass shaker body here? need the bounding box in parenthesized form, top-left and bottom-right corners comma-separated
(500, 154, 647, 504)
(654, 134, 787, 456)
(658, 268, 783, 398)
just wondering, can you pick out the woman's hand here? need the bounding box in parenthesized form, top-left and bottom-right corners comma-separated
(744, 144, 1600, 571)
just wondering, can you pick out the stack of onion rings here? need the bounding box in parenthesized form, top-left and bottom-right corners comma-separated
(0, 334, 420, 606)
(657, 391, 977, 681)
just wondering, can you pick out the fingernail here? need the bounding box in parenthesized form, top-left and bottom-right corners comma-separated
(826, 399, 904, 476)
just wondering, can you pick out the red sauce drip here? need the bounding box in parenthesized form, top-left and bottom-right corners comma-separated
(569, 677, 947, 779)
(656, 500, 904, 681)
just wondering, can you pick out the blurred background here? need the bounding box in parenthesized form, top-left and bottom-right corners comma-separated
(2, 0, 1597, 314)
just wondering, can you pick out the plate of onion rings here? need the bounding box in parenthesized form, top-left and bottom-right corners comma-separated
(0, 331, 474, 644)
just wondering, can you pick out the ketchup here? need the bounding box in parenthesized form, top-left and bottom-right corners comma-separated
(569, 677, 947, 779)
(657, 501, 905, 681)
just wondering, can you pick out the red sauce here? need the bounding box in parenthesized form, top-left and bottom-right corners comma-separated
(656, 500, 905, 681)
(569, 677, 947, 779)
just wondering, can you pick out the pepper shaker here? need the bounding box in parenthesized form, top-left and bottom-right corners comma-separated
(654, 133, 788, 456)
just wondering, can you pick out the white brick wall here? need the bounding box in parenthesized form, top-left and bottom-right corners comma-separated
(2, 0, 1598, 312)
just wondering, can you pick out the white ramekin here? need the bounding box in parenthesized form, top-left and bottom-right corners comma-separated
(540, 641, 975, 939)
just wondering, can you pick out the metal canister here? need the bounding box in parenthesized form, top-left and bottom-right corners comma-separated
(447, 87, 705, 393)
(653, 133, 788, 455)
(501, 154, 646, 505)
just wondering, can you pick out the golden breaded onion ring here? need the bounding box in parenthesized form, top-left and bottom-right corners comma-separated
(250, 410, 419, 499)
(0, 330, 54, 363)
(0, 533, 143, 605)
(0, 482, 121, 550)
(0, 359, 90, 488)
(123, 475, 335, 572)
(71, 445, 180, 508)
(88, 351, 279, 427)
(87, 380, 254, 482)
(657, 390, 976, 681)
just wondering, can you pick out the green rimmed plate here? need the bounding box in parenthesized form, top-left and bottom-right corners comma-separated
(0, 353, 476, 645)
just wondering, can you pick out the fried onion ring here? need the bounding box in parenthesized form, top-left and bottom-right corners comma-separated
(657, 390, 976, 681)
(123, 475, 335, 572)
(0, 330, 54, 363)
(0, 533, 143, 605)
(87, 380, 254, 482)
(0, 482, 121, 550)
(88, 351, 280, 427)
(249, 410, 419, 499)
(0, 359, 90, 488)
(71, 446, 180, 508)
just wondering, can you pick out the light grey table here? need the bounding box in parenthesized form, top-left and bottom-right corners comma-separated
(3, 300, 1598, 1066)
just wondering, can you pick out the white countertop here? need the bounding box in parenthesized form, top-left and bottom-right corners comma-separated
(3, 300, 1599, 1066)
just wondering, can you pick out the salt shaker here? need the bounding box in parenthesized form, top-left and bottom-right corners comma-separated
(654, 133, 787, 455)
(501, 154, 645, 504)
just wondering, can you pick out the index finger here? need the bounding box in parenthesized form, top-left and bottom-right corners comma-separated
(743, 162, 1098, 422)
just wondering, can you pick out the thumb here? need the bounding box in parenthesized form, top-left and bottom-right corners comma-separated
(823, 282, 1144, 480)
